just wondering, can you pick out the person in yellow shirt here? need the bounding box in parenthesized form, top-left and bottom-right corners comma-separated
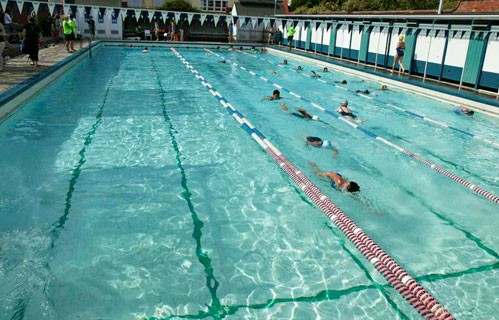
(62, 16, 75, 52)
(287, 25, 295, 51)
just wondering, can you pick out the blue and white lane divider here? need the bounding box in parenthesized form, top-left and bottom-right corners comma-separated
(236, 49, 499, 149)
(206, 49, 499, 204)
(172, 47, 454, 320)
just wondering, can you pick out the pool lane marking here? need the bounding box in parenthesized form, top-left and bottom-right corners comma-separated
(52, 79, 113, 237)
(150, 56, 222, 314)
(177, 49, 449, 320)
(174, 48, 454, 320)
(235, 49, 499, 149)
(206, 49, 499, 205)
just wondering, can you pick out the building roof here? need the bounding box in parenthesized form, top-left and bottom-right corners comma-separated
(455, 0, 499, 13)
(232, 0, 285, 16)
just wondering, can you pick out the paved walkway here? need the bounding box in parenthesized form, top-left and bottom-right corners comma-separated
(1, 41, 88, 94)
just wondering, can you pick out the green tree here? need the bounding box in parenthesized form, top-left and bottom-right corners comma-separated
(292, 0, 460, 13)
(158, 0, 199, 12)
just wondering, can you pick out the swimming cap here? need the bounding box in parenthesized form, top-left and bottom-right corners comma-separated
(341, 100, 348, 106)
(399, 35, 404, 40)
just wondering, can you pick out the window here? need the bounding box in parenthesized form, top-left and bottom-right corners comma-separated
(201, 0, 227, 11)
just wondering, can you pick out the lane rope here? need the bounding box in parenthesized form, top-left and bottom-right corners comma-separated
(236, 49, 499, 149)
(205, 49, 499, 204)
(172, 47, 454, 320)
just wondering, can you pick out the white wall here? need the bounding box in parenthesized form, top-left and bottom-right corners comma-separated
(296, 25, 305, 45)
(414, 30, 446, 64)
(336, 25, 351, 49)
(482, 36, 499, 73)
(351, 27, 362, 52)
(323, 26, 331, 48)
(312, 25, 325, 48)
(369, 28, 389, 54)
(443, 34, 470, 67)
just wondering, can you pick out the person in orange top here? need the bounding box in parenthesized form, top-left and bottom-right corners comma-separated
(310, 162, 360, 192)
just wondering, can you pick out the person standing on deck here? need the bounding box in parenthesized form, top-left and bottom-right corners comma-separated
(391, 35, 406, 74)
(0, 22, 6, 71)
(287, 25, 295, 51)
(88, 16, 95, 41)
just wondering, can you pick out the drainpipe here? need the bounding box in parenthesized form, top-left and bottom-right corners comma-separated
(374, 26, 381, 71)
(423, 27, 434, 82)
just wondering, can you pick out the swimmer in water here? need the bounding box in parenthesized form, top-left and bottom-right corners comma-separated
(281, 103, 319, 120)
(310, 162, 360, 192)
(262, 89, 281, 101)
(335, 100, 367, 123)
(454, 106, 474, 116)
(355, 89, 370, 94)
(306, 136, 338, 157)
(311, 71, 321, 78)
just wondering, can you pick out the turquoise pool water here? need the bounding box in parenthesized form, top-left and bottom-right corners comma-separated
(0, 46, 498, 319)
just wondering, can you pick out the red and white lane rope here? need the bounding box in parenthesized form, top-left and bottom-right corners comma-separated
(172, 47, 454, 319)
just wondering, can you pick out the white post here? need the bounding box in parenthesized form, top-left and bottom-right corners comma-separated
(423, 31, 433, 82)
(292, 23, 298, 50)
(458, 63, 465, 91)
(458, 31, 468, 91)
(374, 27, 381, 71)
(357, 28, 361, 65)
(339, 26, 344, 61)
(314, 27, 317, 54)
(348, 25, 353, 60)
(320, 24, 324, 55)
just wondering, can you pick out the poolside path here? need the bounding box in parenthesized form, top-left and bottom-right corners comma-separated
(0, 41, 89, 94)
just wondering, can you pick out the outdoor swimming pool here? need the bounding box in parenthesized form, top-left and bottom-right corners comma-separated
(0, 45, 498, 319)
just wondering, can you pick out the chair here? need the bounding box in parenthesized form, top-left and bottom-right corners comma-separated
(144, 30, 152, 40)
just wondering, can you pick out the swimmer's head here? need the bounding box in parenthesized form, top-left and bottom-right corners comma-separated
(273, 89, 280, 97)
(323, 67, 328, 72)
(341, 80, 347, 84)
(297, 66, 302, 70)
(346, 181, 360, 192)
(399, 35, 404, 41)
(341, 100, 348, 107)
(283, 59, 288, 64)
(466, 110, 475, 115)
(381, 85, 388, 90)
(306, 136, 323, 143)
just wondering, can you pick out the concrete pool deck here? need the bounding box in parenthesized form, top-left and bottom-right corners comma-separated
(0, 42, 89, 94)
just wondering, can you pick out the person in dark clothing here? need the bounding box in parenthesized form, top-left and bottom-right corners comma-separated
(23, 16, 42, 67)
(88, 16, 95, 40)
